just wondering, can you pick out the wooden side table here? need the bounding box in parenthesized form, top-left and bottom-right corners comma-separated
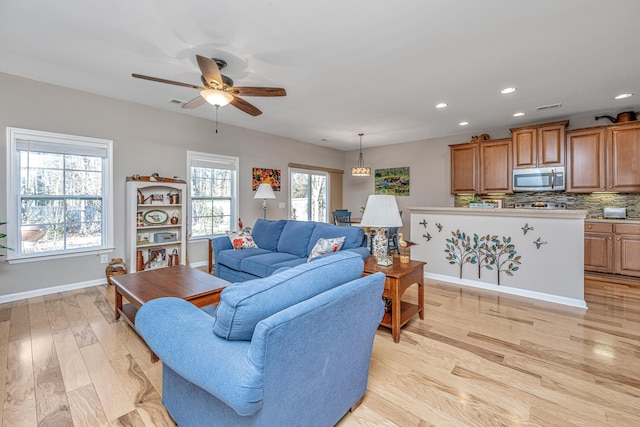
(362, 257, 426, 342)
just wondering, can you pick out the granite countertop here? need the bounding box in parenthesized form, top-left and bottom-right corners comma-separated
(408, 207, 588, 219)
(585, 217, 640, 224)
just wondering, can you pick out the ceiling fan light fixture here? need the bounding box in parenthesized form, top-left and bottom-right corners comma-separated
(352, 133, 371, 177)
(200, 89, 233, 107)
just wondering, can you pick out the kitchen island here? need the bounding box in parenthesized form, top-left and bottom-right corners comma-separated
(409, 207, 588, 308)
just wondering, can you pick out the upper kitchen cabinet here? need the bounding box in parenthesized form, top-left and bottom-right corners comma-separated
(450, 142, 478, 194)
(567, 122, 640, 193)
(566, 127, 606, 192)
(607, 122, 640, 192)
(479, 138, 512, 193)
(450, 138, 512, 194)
(511, 120, 568, 169)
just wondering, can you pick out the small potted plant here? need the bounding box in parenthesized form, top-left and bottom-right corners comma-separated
(469, 194, 484, 208)
(1, 221, 12, 257)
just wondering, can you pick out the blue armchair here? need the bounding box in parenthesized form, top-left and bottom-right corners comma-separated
(136, 251, 385, 427)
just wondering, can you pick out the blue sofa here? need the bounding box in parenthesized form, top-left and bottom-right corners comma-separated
(210, 219, 370, 282)
(136, 251, 385, 427)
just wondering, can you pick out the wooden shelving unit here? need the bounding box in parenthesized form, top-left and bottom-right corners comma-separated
(125, 179, 187, 273)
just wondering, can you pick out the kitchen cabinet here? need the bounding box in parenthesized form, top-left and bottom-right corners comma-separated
(584, 222, 614, 273)
(615, 223, 640, 277)
(567, 122, 640, 192)
(607, 122, 640, 192)
(450, 138, 512, 194)
(450, 142, 478, 194)
(584, 221, 640, 277)
(125, 179, 187, 273)
(566, 127, 607, 192)
(511, 120, 568, 169)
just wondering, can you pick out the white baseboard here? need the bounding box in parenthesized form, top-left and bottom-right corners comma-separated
(0, 278, 107, 304)
(0, 263, 211, 304)
(425, 272, 588, 309)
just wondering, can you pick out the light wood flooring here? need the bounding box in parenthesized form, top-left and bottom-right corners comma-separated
(1, 274, 639, 426)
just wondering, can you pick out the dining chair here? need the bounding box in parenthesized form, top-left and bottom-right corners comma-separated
(332, 210, 352, 226)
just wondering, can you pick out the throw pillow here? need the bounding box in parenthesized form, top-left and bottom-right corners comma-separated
(307, 236, 345, 262)
(226, 228, 258, 250)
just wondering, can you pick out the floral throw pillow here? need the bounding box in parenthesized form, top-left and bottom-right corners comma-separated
(226, 228, 258, 250)
(307, 236, 345, 262)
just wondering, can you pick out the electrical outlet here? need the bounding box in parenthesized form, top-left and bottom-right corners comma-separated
(100, 254, 109, 264)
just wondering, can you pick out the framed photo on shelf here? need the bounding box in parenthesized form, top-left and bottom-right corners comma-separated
(147, 248, 167, 269)
(136, 232, 150, 244)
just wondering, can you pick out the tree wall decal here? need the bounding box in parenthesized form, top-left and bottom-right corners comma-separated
(483, 236, 521, 285)
(444, 230, 521, 285)
(444, 230, 474, 278)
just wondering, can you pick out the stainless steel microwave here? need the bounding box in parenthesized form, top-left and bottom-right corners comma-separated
(513, 167, 565, 192)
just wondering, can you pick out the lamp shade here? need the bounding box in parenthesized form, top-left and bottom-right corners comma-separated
(200, 89, 234, 107)
(351, 166, 371, 176)
(254, 183, 276, 199)
(359, 195, 403, 227)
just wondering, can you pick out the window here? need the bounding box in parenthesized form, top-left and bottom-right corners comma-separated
(289, 168, 328, 222)
(188, 151, 238, 238)
(6, 128, 113, 261)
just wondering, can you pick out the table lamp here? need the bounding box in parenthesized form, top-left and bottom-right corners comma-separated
(254, 183, 276, 219)
(360, 195, 403, 266)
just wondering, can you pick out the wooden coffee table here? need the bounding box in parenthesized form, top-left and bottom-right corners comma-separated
(362, 257, 426, 343)
(112, 265, 229, 358)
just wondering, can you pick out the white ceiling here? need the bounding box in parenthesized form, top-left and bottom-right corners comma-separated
(1, 0, 639, 151)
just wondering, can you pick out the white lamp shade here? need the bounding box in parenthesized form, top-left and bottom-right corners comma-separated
(200, 89, 234, 107)
(359, 195, 403, 227)
(254, 183, 276, 199)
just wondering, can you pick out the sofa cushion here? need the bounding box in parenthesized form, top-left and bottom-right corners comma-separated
(306, 223, 364, 255)
(268, 258, 307, 275)
(226, 228, 258, 250)
(216, 248, 272, 271)
(276, 220, 316, 257)
(307, 236, 345, 261)
(213, 251, 364, 340)
(251, 219, 287, 251)
(240, 252, 301, 278)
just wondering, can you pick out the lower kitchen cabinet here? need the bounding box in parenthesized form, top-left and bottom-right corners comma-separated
(585, 221, 640, 278)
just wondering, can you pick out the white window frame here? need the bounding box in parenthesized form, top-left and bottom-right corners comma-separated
(187, 151, 239, 240)
(5, 127, 114, 263)
(289, 167, 329, 222)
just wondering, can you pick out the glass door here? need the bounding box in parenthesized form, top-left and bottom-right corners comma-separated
(290, 168, 328, 222)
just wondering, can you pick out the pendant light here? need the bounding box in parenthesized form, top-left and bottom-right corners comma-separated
(351, 133, 371, 176)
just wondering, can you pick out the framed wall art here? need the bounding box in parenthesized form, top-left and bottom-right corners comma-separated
(252, 168, 281, 191)
(374, 167, 410, 196)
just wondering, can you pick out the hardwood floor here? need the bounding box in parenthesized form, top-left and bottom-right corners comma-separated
(1, 276, 639, 426)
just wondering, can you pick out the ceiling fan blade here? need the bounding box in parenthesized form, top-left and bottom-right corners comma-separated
(196, 55, 224, 88)
(132, 73, 206, 90)
(230, 96, 262, 116)
(181, 95, 207, 109)
(231, 87, 287, 97)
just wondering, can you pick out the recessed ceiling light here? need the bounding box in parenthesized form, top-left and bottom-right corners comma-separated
(501, 87, 517, 94)
(435, 103, 448, 109)
(459, 121, 469, 126)
(614, 93, 633, 100)
(513, 112, 525, 117)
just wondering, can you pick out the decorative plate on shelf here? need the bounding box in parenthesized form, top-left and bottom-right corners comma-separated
(143, 209, 169, 225)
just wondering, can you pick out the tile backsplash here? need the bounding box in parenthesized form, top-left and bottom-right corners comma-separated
(454, 192, 640, 219)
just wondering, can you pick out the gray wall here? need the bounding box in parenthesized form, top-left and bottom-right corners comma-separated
(342, 129, 510, 238)
(0, 72, 344, 298)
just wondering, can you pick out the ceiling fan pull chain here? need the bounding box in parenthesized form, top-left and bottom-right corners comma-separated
(215, 105, 220, 133)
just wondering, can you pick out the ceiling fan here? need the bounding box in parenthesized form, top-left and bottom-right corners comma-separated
(132, 55, 286, 116)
